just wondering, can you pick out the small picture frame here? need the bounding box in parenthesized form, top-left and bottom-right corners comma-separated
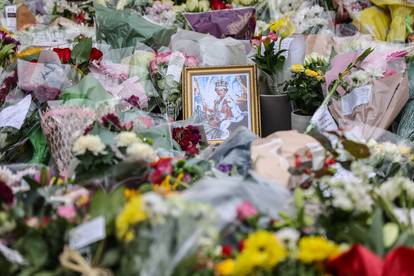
(183, 64, 260, 143)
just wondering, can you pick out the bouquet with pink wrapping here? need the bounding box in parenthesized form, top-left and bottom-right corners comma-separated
(325, 49, 409, 132)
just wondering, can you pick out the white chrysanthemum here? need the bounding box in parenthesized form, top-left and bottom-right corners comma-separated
(321, 175, 373, 213)
(116, 132, 141, 148)
(72, 135, 107, 156)
(380, 177, 414, 201)
(276, 228, 300, 249)
(0, 167, 17, 185)
(126, 142, 157, 162)
(186, 0, 199, 12)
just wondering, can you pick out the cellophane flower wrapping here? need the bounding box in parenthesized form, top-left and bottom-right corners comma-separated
(94, 2, 176, 49)
(17, 50, 81, 103)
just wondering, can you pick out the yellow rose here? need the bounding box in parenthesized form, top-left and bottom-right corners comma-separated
(305, 69, 319, 78)
(291, 64, 305, 73)
(215, 259, 235, 276)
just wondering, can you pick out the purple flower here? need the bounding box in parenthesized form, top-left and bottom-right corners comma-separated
(218, 164, 233, 173)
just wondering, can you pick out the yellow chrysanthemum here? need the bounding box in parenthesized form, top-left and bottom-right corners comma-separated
(305, 69, 320, 78)
(16, 47, 42, 59)
(124, 188, 138, 200)
(172, 172, 185, 190)
(270, 17, 295, 38)
(234, 231, 287, 275)
(297, 236, 341, 264)
(115, 194, 147, 241)
(291, 64, 305, 73)
(215, 259, 235, 276)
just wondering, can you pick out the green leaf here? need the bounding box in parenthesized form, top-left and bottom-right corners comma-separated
(89, 187, 125, 233)
(368, 208, 385, 256)
(71, 38, 92, 65)
(342, 139, 370, 159)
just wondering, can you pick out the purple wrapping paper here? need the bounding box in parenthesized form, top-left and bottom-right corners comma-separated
(184, 8, 256, 40)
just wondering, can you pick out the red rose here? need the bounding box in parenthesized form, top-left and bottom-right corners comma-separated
(382, 247, 414, 276)
(221, 244, 233, 258)
(90, 48, 103, 61)
(327, 244, 383, 276)
(238, 240, 245, 252)
(211, 0, 229, 10)
(53, 48, 71, 64)
(0, 180, 14, 205)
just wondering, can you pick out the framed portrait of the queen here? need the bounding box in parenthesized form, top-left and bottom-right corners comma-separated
(183, 65, 260, 143)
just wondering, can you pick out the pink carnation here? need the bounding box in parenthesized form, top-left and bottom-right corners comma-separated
(236, 201, 257, 221)
(57, 204, 77, 221)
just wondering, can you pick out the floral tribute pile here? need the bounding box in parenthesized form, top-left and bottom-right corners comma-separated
(0, 0, 414, 276)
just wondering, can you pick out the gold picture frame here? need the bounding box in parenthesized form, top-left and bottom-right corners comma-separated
(183, 64, 260, 144)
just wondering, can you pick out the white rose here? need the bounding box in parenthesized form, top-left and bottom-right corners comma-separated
(73, 135, 107, 156)
(116, 132, 141, 148)
(126, 142, 157, 162)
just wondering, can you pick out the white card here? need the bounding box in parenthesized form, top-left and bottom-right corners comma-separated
(0, 242, 27, 265)
(307, 143, 325, 170)
(69, 216, 106, 250)
(31, 63, 66, 89)
(166, 52, 186, 82)
(0, 95, 32, 129)
(341, 85, 372, 116)
(311, 105, 338, 132)
(5, 6, 17, 32)
(278, 37, 294, 58)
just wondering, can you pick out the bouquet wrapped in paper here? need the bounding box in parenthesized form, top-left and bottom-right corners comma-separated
(183, 7, 256, 40)
(326, 49, 409, 132)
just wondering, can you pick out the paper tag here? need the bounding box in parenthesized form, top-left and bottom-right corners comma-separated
(311, 105, 338, 132)
(341, 85, 372, 116)
(167, 52, 186, 82)
(31, 63, 66, 89)
(0, 243, 27, 265)
(5, 6, 17, 32)
(0, 95, 32, 129)
(307, 143, 325, 170)
(69, 216, 106, 250)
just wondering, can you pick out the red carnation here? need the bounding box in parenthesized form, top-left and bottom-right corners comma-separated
(383, 247, 414, 276)
(0, 180, 14, 205)
(149, 158, 173, 184)
(90, 48, 103, 61)
(53, 48, 71, 64)
(221, 244, 233, 258)
(327, 244, 383, 276)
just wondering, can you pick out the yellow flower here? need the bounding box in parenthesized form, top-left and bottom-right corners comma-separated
(172, 172, 185, 190)
(270, 17, 295, 38)
(234, 231, 287, 275)
(215, 259, 235, 276)
(115, 194, 147, 241)
(398, 145, 411, 156)
(124, 188, 138, 200)
(305, 69, 320, 78)
(297, 236, 341, 264)
(291, 64, 305, 73)
(16, 47, 42, 59)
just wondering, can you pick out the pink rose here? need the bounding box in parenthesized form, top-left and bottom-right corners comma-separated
(236, 201, 257, 221)
(185, 56, 199, 67)
(57, 204, 77, 221)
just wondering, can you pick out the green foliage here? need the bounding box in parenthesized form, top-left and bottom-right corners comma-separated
(252, 40, 286, 76)
(283, 71, 324, 116)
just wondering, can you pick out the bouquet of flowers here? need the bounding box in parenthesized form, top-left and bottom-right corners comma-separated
(251, 17, 296, 94)
(149, 50, 198, 119)
(0, 29, 19, 69)
(284, 53, 329, 116)
(50, 0, 95, 25)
